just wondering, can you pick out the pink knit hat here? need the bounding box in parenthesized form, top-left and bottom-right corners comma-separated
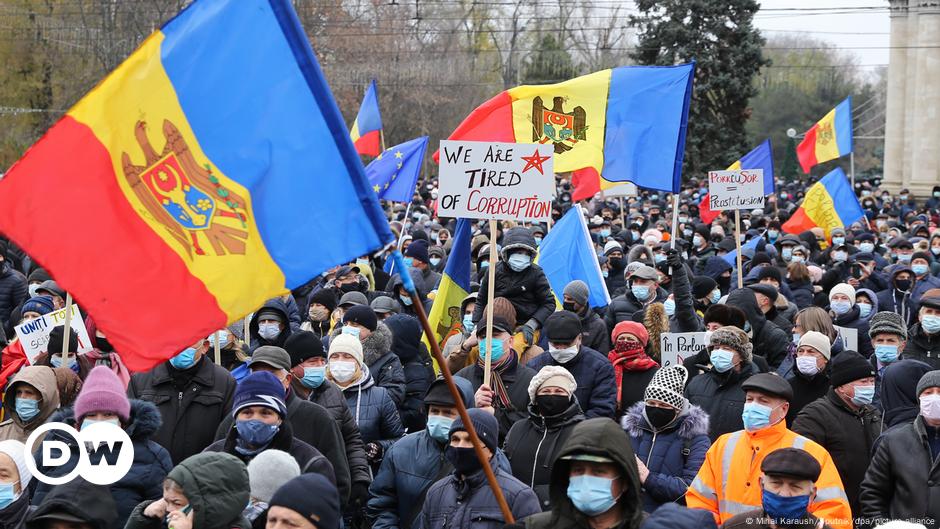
(74, 366, 131, 422)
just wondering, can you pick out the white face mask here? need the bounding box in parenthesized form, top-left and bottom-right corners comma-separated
(796, 356, 821, 377)
(549, 345, 579, 364)
(921, 394, 940, 420)
(329, 360, 358, 383)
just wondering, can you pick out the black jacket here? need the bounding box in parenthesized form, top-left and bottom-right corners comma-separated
(578, 308, 611, 354)
(669, 256, 704, 333)
(784, 370, 830, 426)
(26, 478, 117, 529)
(787, 279, 815, 310)
(472, 262, 556, 328)
(456, 357, 536, 443)
(301, 379, 371, 486)
(127, 356, 237, 464)
(385, 313, 436, 432)
(0, 492, 28, 529)
(603, 287, 669, 335)
(903, 322, 940, 369)
(0, 261, 26, 337)
(248, 298, 293, 352)
(685, 362, 759, 440)
(726, 288, 789, 369)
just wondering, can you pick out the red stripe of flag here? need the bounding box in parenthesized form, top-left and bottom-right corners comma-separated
(796, 124, 819, 174)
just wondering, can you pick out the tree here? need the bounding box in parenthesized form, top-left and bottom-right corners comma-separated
(630, 0, 767, 178)
(522, 34, 579, 85)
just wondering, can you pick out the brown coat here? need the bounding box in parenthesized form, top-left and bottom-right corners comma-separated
(0, 365, 60, 442)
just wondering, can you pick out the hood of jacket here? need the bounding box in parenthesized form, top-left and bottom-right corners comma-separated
(500, 227, 537, 260)
(797, 231, 821, 255)
(167, 452, 250, 529)
(621, 402, 709, 439)
(702, 256, 732, 280)
(25, 478, 117, 529)
(726, 287, 766, 335)
(525, 397, 585, 428)
(627, 245, 654, 266)
(856, 287, 879, 320)
(546, 418, 644, 529)
(249, 298, 292, 344)
(386, 272, 428, 300)
(881, 358, 934, 428)
(385, 313, 423, 362)
(3, 365, 60, 428)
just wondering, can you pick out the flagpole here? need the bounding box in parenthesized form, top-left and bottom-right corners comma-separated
(483, 220, 497, 388)
(390, 201, 413, 276)
(850, 152, 855, 189)
(380, 129, 387, 153)
(734, 210, 744, 289)
(669, 192, 680, 250)
(61, 293, 73, 365)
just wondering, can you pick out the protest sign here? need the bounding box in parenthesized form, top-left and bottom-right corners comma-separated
(708, 169, 765, 210)
(437, 140, 554, 222)
(659, 332, 708, 368)
(834, 326, 858, 352)
(15, 304, 93, 364)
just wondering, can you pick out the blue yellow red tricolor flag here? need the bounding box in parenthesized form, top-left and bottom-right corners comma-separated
(700, 139, 775, 224)
(0, 0, 393, 370)
(365, 136, 428, 203)
(423, 218, 472, 372)
(797, 97, 853, 173)
(436, 64, 694, 193)
(350, 80, 383, 157)
(537, 205, 611, 308)
(782, 168, 865, 237)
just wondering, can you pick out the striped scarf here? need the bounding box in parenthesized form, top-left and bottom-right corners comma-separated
(476, 349, 518, 408)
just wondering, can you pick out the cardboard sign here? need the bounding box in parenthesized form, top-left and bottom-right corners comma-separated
(15, 305, 93, 364)
(602, 182, 638, 198)
(437, 141, 554, 221)
(834, 326, 858, 352)
(707, 169, 765, 210)
(659, 332, 709, 368)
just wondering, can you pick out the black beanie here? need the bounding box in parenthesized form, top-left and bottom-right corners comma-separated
(830, 350, 876, 387)
(691, 276, 717, 299)
(47, 325, 79, 355)
(308, 288, 337, 313)
(283, 331, 325, 367)
(269, 474, 340, 529)
(343, 305, 378, 332)
(27, 268, 51, 284)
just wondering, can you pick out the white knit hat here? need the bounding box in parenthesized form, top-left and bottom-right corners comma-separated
(798, 330, 832, 360)
(248, 449, 300, 503)
(528, 365, 577, 402)
(328, 334, 364, 367)
(829, 283, 856, 304)
(643, 364, 688, 410)
(603, 240, 623, 256)
(0, 440, 32, 492)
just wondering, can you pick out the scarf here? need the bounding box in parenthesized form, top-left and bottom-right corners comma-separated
(83, 349, 131, 388)
(476, 349, 518, 408)
(608, 342, 659, 406)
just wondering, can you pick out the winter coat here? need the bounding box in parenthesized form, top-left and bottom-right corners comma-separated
(859, 416, 940, 524)
(787, 279, 816, 310)
(127, 356, 237, 464)
(214, 389, 351, 505)
(27, 478, 117, 529)
(604, 287, 669, 335)
(685, 362, 759, 440)
(880, 359, 934, 429)
(0, 261, 26, 336)
(348, 322, 407, 407)
(642, 504, 718, 529)
(302, 378, 371, 486)
(248, 298, 293, 353)
(385, 314, 436, 431)
(340, 368, 404, 452)
(385, 274, 431, 318)
(792, 388, 882, 517)
(0, 365, 59, 442)
(578, 309, 611, 354)
(622, 402, 711, 512)
(903, 322, 940, 369)
(522, 418, 646, 529)
(912, 270, 940, 305)
(503, 399, 585, 509)
(726, 288, 789, 369)
(527, 347, 618, 419)
(876, 266, 918, 326)
(456, 356, 536, 443)
(670, 256, 705, 333)
(784, 370, 830, 426)
(685, 348, 769, 382)
(618, 367, 660, 415)
(471, 262, 556, 329)
(832, 305, 873, 358)
(0, 492, 29, 529)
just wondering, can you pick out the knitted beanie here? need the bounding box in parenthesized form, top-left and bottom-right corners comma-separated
(916, 370, 940, 397)
(450, 408, 499, 452)
(308, 288, 337, 313)
(563, 280, 590, 307)
(21, 295, 55, 317)
(611, 321, 649, 347)
(603, 240, 623, 256)
(248, 449, 300, 503)
(0, 440, 32, 491)
(73, 366, 131, 422)
(829, 283, 857, 304)
(343, 305, 378, 332)
(269, 474, 340, 529)
(709, 326, 753, 362)
(869, 311, 908, 340)
(405, 239, 430, 263)
(283, 331, 326, 367)
(232, 371, 287, 417)
(798, 331, 832, 361)
(528, 365, 578, 402)
(643, 364, 688, 410)
(691, 276, 718, 300)
(830, 350, 876, 387)
(328, 334, 364, 366)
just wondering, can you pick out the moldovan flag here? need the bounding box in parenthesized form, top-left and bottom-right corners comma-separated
(797, 97, 853, 173)
(537, 205, 611, 308)
(423, 218, 472, 373)
(0, 0, 394, 371)
(350, 80, 383, 156)
(700, 139, 775, 224)
(782, 168, 865, 237)
(437, 64, 695, 193)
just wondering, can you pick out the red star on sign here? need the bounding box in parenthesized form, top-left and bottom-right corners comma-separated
(520, 148, 551, 175)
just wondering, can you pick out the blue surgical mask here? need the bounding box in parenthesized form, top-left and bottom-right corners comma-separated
(654, 253, 666, 264)
(710, 290, 721, 304)
(933, 247, 940, 256)
(874, 344, 898, 364)
(830, 300, 852, 316)
(664, 298, 676, 316)
(169, 347, 197, 370)
(478, 338, 506, 363)
(858, 303, 872, 318)
(693, 235, 704, 247)
(897, 253, 912, 263)
(400, 294, 413, 306)
(342, 325, 361, 338)
(507, 253, 532, 272)
(631, 285, 651, 302)
(792, 332, 802, 344)
(683, 228, 693, 238)
(859, 242, 875, 253)
(426, 415, 454, 443)
(832, 251, 847, 262)
(300, 366, 326, 389)
(762, 489, 811, 522)
(767, 230, 779, 241)
(602, 270, 609, 278)
(49, 355, 78, 371)
(852, 385, 875, 406)
(566, 475, 619, 516)
(463, 315, 475, 334)
(236, 419, 279, 448)
(429, 257, 442, 267)
(0, 482, 14, 510)
(742, 402, 773, 431)
(710, 348, 735, 373)
(600, 229, 611, 238)
(209, 330, 230, 348)
(913, 264, 929, 276)
(403, 257, 414, 268)
(258, 322, 280, 341)
(782, 247, 793, 261)
(14, 398, 40, 422)
(792, 255, 804, 264)
(832, 237, 845, 247)
(534, 236, 542, 246)
(923, 315, 940, 334)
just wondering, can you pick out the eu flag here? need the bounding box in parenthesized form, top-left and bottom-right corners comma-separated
(366, 136, 428, 203)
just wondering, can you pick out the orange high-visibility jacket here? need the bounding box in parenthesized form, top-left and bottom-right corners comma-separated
(686, 421, 853, 529)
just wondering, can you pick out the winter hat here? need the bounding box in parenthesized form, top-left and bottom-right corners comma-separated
(450, 408, 499, 452)
(73, 366, 131, 422)
(248, 449, 300, 503)
(343, 305, 378, 332)
(747, 283, 779, 303)
(868, 311, 908, 340)
(611, 320, 649, 347)
(709, 326, 752, 362)
(528, 365, 577, 402)
(308, 289, 337, 313)
(563, 280, 590, 307)
(798, 331, 832, 361)
(21, 295, 55, 316)
(47, 325, 78, 355)
(643, 364, 689, 410)
(256, 308, 285, 324)
(27, 268, 51, 285)
(703, 304, 747, 329)
(829, 283, 857, 304)
(544, 311, 582, 343)
(232, 371, 287, 418)
(328, 334, 364, 366)
(830, 350, 876, 387)
(0, 440, 32, 491)
(269, 474, 340, 529)
(603, 240, 623, 256)
(691, 276, 718, 300)
(338, 291, 368, 308)
(405, 239, 430, 263)
(283, 331, 326, 367)
(916, 370, 940, 397)
(755, 266, 782, 284)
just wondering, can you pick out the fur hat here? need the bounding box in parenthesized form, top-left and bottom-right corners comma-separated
(643, 364, 688, 410)
(528, 365, 577, 402)
(709, 326, 752, 362)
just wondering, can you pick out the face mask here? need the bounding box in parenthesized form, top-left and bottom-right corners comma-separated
(874, 344, 898, 364)
(463, 315, 475, 333)
(782, 247, 793, 261)
(796, 356, 820, 377)
(549, 345, 579, 364)
(300, 366, 326, 389)
(935, 191, 940, 198)
(479, 338, 506, 363)
(81, 417, 120, 431)
(341, 325, 361, 338)
(329, 360, 358, 383)
(896, 279, 912, 291)
(742, 402, 774, 431)
(792, 333, 802, 346)
(402, 257, 414, 268)
(28, 283, 40, 297)
(631, 285, 651, 301)
(535, 394, 571, 416)
(860, 242, 875, 253)
(933, 247, 940, 256)
(600, 229, 611, 238)
(169, 347, 197, 370)
(632, 230, 641, 241)
(426, 415, 454, 443)
(830, 300, 852, 316)
(49, 355, 79, 371)
(236, 419, 279, 448)
(15, 398, 40, 422)
(429, 257, 442, 268)
(397, 293, 413, 307)
(862, 190, 871, 197)
(309, 306, 329, 321)
(913, 264, 929, 276)
(710, 348, 735, 373)
(96, 336, 114, 353)
(901, 194, 909, 201)
(340, 282, 361, 293)
(534, 236, 542, 246)
(897, 253, 912, 264)
(664, 298, 676, 316)
(920, 394, 940, 420)
(0, 482, 14, 510)
(567, 475, 619, 516)
(479, 261, 489, 271)
(507, 253, 532, 272)
(258, 322, 280, 340)
(693, 235, 704, 247)
(644, 405, 678, 430)
(683, 228, 693, 238)
(679, 216, 689, 224)
(832, 237, 845, 247)
(710, 290, 721, 304)
(762, 489, 811, 522)
(209, 330, 230, 349)
(832, 251, 847, 262)
(922, 315, 940, 334)
(852, 385, 875, 406)
(857, 303, 872, 318)
(445, 445, 482, 476)
(767, 229, 779, 241)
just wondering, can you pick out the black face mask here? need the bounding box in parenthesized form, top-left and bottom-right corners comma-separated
(562, 301, 580, 314)
(535, 394, 571, 417)
(896, 279, 912, 292)
(96, 337, 114, 353)
(644, 405, 678, 430)
(608, 257, 624, 270)
(445, 445, 482, 476)
(340, 282, 361, 293)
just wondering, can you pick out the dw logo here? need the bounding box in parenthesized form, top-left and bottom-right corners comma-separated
(24, 422, 134, 485)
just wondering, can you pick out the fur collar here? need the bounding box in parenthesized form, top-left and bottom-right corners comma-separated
(621, 401, 709, 439)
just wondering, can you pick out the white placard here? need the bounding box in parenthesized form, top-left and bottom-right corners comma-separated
(659, 332, 709, 368)
(707, 169, 765, 210)
(437, 140, 554, 221)
(15, 305, 93, 364)
(602, 182, 638, 198)
(834, 326, 859, 352)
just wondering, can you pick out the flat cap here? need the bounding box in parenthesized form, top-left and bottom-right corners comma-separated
(747, 283, 779, 303)
(741, 373, 793, 401)
(338, 291, 368, 308)
(544, 311, 583, 343)
(628, 265, 658, 281)
(761, 448, 821, 482)
(248, 346, 292, 372)
(920, 296, 940, 311)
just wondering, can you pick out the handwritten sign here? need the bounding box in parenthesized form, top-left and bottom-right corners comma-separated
(659, 332, 709, 368)
(834, 326, 859, 352)
(14, 305, 93, 364)
(708, 169, 765, 210)
(438, 141, 554, 221)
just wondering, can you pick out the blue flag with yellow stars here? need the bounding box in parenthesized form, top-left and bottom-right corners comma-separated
(365, 136, 428, 203)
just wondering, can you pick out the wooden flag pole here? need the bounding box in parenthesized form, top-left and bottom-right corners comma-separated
(61, 293, 73, 365)
(213, 331, 221, 365)
(734, 210, 744, 289)
(244, 314, 251, 350)
(483, 219, 498, 387)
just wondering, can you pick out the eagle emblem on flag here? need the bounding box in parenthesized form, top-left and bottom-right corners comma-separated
(531, 96, 587, 154)
(817, 121, 834, 146)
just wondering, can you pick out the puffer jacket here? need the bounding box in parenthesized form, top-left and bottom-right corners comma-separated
(0, 261, 26, 336)
(603, 287, 669, 335)
(527, 347, 617, 419)
(340, 367, 404, 452)
(0, 365, 59, 442)
(902, 321, 940, 369)
(622, 402, 711, 512)
(787, 278, 815, 309)
(503, 399, 585, 510)
(578, 308, 611, 354)
(832, 304, 873, 358)
(726, 288, 789, 368)
(685, 362, 759, 440)
(456, 354, 536, 443)
(522, 418, 646, 529)
(385, 314, 436, 432)
(248, 298, 293, 353)
(332, 322, 407, 407)
(301, 378, 371, 486)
